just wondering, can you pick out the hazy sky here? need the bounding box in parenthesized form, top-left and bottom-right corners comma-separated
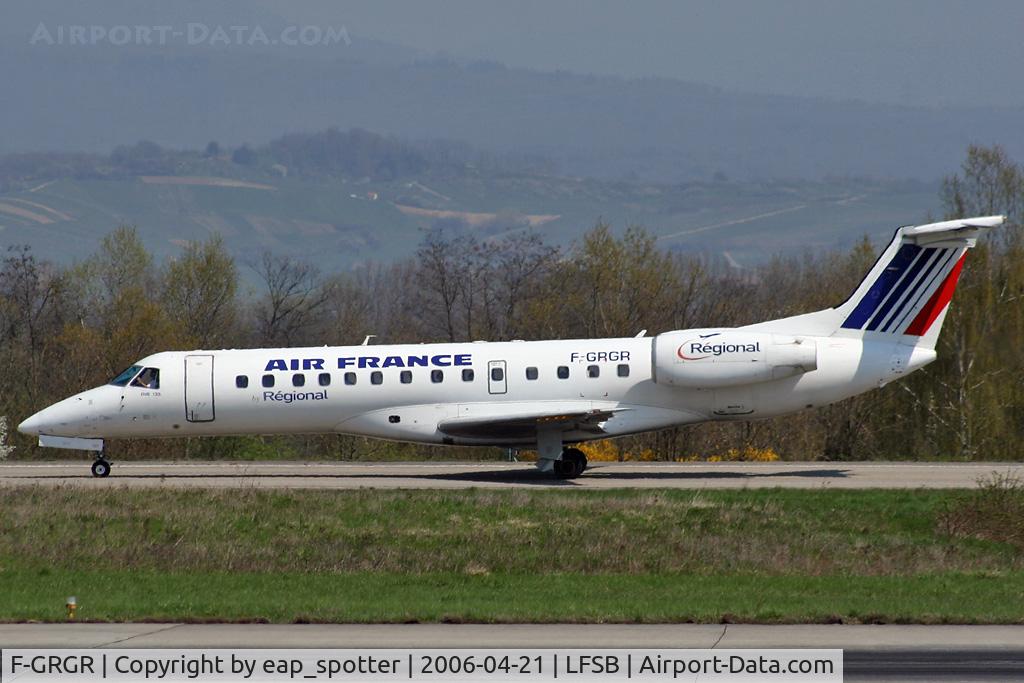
(6, 0, 1024, 108)
(270, 0, 1024, 107)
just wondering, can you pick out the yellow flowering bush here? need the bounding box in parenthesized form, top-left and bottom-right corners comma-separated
(576, 439, 657, 462)
(677, 446, 781, 462)
(520, 443, 780, 463)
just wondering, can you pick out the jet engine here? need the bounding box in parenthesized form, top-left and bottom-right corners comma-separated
(653, 329, 817, 389)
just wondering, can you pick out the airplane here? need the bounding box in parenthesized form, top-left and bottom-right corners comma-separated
(17, 215, 1004, 479)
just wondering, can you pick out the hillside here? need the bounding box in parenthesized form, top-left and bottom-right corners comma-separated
(1, 41, 1021, 183)
(0, 157, 937, 273)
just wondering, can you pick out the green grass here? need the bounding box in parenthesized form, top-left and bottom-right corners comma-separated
(0, 486, 1021, 623)
(4, 570, 1023, 624)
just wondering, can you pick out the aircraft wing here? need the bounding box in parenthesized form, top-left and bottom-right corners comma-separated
(437, 407, 626, 440)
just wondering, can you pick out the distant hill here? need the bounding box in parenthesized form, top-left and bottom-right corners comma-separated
(0, 133, 939, 274)
(1, 34, 1022, 183)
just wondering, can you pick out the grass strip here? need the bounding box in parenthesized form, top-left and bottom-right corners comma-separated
(2, 487, 1020, 576)
(2, 569, 1023, 624)
(1, 485, 1021, 623)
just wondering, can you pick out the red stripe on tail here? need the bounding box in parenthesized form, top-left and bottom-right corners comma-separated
(903, 253, 966, 336)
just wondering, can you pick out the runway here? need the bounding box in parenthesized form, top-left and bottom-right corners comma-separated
(2, 624, 1022, 681)
(0, 460, 1019, 489)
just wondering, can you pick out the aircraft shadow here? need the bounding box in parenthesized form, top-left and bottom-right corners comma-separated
(5, 466, 851, 487)
(411, 466, 852, 486)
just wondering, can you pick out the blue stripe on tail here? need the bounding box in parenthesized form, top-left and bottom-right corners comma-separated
(885, 248, 958, 333)
(865, 248, 938, 331)
(841, 244, 921, 330)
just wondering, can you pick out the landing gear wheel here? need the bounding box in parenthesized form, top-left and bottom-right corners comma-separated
(564, 447, 587, 475)
(554, 448, 588, 479)
(91, 458, 111, 478)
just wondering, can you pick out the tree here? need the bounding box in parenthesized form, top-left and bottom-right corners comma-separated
(60, 225, 180, 378)
(253, 252, 332, 346)
(942, 144, 1023, 227)
(110, 140, 172, 175)
(93, 224, 156, 301)
(552, 223, 710, 339)
(904, 144, 1024, 458)
(413, 229, 561, 342)
(0, 245, 64, 409)
(484, 232, 559, 339)
(231, 144, 256, 166)
(162, 236, 238, 348)
(415, 229, 469, 342)
(0, 246, 61, 359)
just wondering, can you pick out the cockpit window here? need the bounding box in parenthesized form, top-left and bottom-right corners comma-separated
(109, 365, 142, 387)
(131, 367, 160, 389)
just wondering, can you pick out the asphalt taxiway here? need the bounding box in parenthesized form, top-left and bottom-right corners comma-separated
(0, 460, 1020, 489)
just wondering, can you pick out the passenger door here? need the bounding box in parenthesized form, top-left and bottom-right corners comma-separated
(487, 360, 507, 395)
(184, 354, 215, 422)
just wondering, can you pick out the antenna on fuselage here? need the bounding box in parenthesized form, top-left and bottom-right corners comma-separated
(361, 335, 376, 346)
(634, 329, 647, 338)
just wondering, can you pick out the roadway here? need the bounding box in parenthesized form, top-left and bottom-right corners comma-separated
(2, 624, 1022, 681)
(0, 460, 1020, 489)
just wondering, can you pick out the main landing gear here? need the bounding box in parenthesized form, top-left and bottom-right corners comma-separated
(535, 430, 588, 479)
(91, 454, 112, 478)
(553, 447, 588, 479)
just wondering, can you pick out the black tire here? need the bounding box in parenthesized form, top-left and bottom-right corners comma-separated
(564, 447, 588, 474)
(553, 448, 587, 479)
(91, 459, 111, 478)
(553, 459, 573, 479)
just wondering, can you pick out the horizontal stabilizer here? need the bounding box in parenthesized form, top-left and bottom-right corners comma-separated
(902, 215, 1005, 237)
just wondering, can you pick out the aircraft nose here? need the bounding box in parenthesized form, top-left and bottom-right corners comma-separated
(18, 412, 43, 436)
(17, 389, 111, 438)
(18, 400, 78, 437)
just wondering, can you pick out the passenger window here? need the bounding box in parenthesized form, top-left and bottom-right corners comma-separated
(617, 364, 630, 377)
(318, 373, 331, 387)
(109, 365, 142, 387)
(131, 367, 160, 389)
(400, 370, 412, 384)
(587, 365, 600, 378)
(292, 373, 305, 387)
(491, 367, 504, 382)
(344, 372, 356, 386)
(236, 375, 249, 388)
(262, 374, 275, 388)
(371, 371, 383, 385)
(431, 369, 444, 383)
(557, 366, 569, 379)
(462, 368, 474, 382)
(526, 367, 538, 380)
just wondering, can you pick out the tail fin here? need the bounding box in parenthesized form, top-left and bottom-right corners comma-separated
(834, 215, 1002, 347)
(744, 215, 1003, 347)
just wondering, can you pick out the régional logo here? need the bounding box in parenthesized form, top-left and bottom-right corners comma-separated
(677, 340, 761, 361)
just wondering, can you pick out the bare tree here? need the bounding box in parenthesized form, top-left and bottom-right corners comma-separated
(489, 232, 559, 339)
(253, 252, 332, 346)
(415, 230, 469, 342)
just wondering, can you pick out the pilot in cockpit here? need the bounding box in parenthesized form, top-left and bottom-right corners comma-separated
(131, 367, 160, 390)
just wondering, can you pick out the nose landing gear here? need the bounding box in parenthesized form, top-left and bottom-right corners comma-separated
(91, 455, 112, 478)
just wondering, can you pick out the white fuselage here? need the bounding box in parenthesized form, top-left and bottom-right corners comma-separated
(19, 332, 934, 448)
